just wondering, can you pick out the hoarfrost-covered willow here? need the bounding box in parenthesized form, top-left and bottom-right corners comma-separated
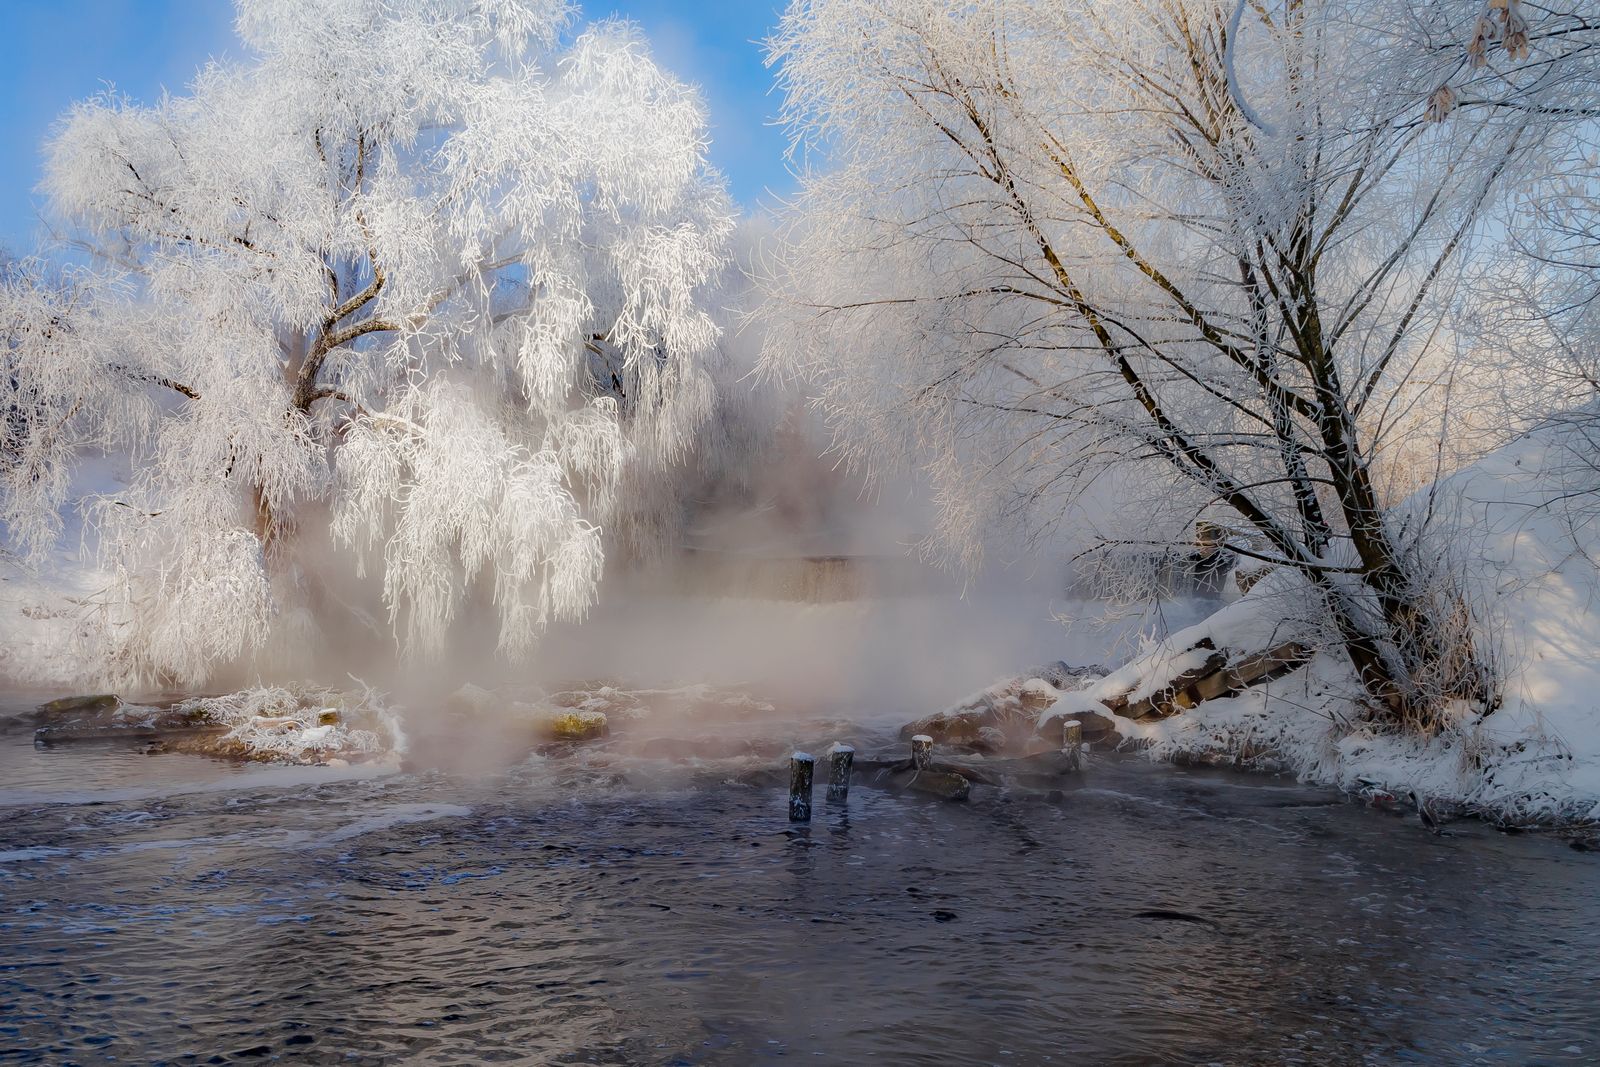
(0, 0, 734, 683)
(764, 0, 1595, 723)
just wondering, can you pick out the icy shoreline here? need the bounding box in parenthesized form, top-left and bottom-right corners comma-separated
(1135, 424, 1600, 829)
(974, 426, 1600, 830)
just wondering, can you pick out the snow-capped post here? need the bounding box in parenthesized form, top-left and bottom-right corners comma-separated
(826, 743, 854, 802)
(789, 752, 815, 822)
(911, 734, 934, 770)
(1062, 720, 1083, 771)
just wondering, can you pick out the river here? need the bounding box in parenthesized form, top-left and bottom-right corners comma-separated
(2, 691, 1597, 1065)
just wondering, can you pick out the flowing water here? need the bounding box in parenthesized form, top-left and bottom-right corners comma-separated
(2, 692, 1597, 1066)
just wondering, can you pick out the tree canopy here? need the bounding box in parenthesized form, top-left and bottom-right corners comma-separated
(1, 0, 735, 683)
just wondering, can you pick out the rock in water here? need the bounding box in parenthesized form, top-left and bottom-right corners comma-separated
(1036, 706, 1121, 749)
(899, 710, 986, 745)
(972, 726, 1008, 753)
(35, 694, 121, 717)
(32, 696, 228, 744)
(890, 768, 971, 801)
(538, 710, 609, 743)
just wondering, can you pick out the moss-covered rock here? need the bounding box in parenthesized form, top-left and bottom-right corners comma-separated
(538, 709, 609, 743)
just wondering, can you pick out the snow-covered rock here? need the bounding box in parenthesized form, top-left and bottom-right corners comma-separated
(25, 683, 404, 765)
(160, 685, 403, 765)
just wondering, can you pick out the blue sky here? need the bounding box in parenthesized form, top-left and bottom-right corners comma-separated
(0, 0, 795, 253)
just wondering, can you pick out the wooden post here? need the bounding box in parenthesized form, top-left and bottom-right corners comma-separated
(826, 743, 854, 802)
(911, 734, 933, 770)
(1062, 719, 1083, 770)
(789, 752, 815, 822)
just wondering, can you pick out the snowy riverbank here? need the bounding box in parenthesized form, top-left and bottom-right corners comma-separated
(1010, 418, 1600, 827)
(11, 418, 1600, 827)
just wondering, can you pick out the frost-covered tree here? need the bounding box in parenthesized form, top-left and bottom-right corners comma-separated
(764, 0, 1586, 722)
(1446, 3, 1600, 404)
(0, 0, 734, 684)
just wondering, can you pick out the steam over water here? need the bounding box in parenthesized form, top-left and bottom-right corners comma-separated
(2, 694, 1598, 1065)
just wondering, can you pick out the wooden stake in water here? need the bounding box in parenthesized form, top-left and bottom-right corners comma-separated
(911, 734, 934, 770)
(789, 752, 815, 822)
(1062, 719, 1083, 770)
(826, 743, 855, 802)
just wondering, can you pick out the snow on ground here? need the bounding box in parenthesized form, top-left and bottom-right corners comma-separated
(0, 456, 126, 689)
(1062, 418, 1600, 826)
(0, 547, 103, 689)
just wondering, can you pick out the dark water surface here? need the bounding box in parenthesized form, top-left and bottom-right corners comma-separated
(2, 695, 1597, 1066)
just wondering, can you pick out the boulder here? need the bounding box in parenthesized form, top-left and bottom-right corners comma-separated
(889, 768, 971, 801)
(537, 709, 609, 743)
(544, 683, 649, 722)
(1018, 679, 1059, 713)
(32, 697, 228, 744)
(898, 709, 987, 745)
(1037, 705, 1122, 748)
(972, 726, 1009, 753)
(36, 694, 121, 718)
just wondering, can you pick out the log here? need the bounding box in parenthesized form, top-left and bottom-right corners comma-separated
(911, 734, 934, 769)
(1190, 666, 1235, 703)
(1228, 642, 1313, 688)
(1101, 637, 1216, 715)
(1184, 642, 1314, 704)
(1122, 650, 1229, 720)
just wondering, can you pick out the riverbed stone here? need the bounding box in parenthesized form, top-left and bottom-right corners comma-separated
(540, 709, 609, 742)
(898, 709, 986, 745)
(35, 694, 121, 717)
(972, 726, 1009, 753)
(31, 696, 228, 744)
(891, 768, 971, 801)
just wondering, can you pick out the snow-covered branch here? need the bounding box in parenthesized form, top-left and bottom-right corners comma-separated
(2, 0, 737, 684)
